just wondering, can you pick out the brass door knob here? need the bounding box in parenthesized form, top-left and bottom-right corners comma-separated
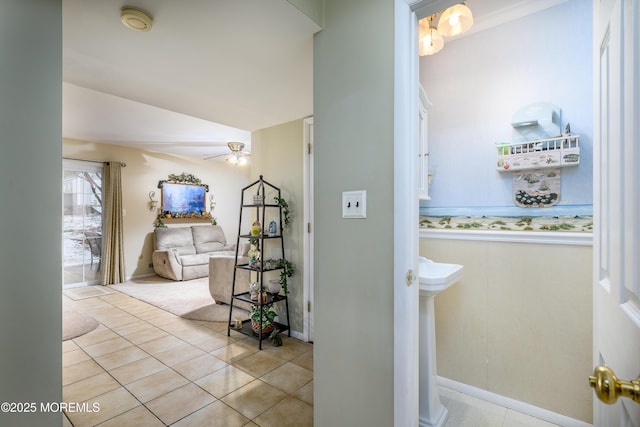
(589, 365, 640, 404)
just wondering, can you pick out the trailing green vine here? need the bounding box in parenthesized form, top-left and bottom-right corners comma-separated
(274, 196, 290, 231)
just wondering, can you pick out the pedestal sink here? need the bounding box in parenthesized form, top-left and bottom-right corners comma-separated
(418, 257, 464, 427)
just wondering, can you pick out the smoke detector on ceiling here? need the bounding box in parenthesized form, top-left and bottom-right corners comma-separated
(120, 7, 153, 32)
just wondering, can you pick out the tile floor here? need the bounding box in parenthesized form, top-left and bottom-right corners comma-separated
(63, 288, 561, 427)
(63, 289, 313, 426)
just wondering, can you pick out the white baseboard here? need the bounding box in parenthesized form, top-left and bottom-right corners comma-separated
(438, 377, 592, 427)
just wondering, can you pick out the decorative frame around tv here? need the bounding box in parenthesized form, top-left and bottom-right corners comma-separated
(157, 173, 211, 220)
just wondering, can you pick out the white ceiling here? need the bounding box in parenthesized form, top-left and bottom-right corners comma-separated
(62, 0, 565, 160)
(62, 0, 320, 159)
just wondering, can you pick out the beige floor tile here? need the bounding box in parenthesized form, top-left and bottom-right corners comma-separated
(189, 331, 235, 352)
(291, 349, 313, 371)
(173, 353, 228, 381)
(152, 341, 206, 366)
(63, 372, 120, 403)
(83, 336, 134, 358)
(63, 339, 80, 353)
(171, 400, 249, 427)
(63, 413, 72, 427)
(196, 365, 256, 398)
(234, 350, 287, 378)
(196, 320, 229, 333)
(63, 359, 106, 386)
(262, 336, 314, 361)
(108, 320, 153, 337)
(124, 326, 169, 345)
(96, 405, 164, 427)
(221, 379, 287, 420)
(125, 368, 189, 402)
(253, 396, 313, 427)
(63, 348, 91, 367)
(108, 356, 167, 385)
(64, 387, 140, 427)
(137, 334, 185, 354)
(94, 345, 149, 370)
(260, 362, 313, 394)
(73, 326, 119, 348)
(98, 312, 140, 328)
(211, 341, 258, 364)
(146, 383, 216, 425)
(293, 381, 313, 406)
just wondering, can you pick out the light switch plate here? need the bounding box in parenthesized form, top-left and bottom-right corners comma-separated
(342, 190, 366, 219)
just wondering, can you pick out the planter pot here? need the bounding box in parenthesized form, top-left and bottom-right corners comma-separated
(251, 320, 274, 335)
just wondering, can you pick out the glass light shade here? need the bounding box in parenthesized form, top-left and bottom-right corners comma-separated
(226, 153, 239, 165)
(418, 20, 444, 56)
(438, 3, 473, 37)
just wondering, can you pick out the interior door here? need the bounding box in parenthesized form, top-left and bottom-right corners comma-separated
(592, 0, 640, 424)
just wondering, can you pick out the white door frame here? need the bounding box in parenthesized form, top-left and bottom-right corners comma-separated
(393, 1, 462, 425)
(303, 117, 314, 342)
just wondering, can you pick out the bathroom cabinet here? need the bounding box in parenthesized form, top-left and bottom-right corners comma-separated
(227, 175, 290, 349)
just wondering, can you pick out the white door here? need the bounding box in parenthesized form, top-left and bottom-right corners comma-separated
(592, 0, 640, 425)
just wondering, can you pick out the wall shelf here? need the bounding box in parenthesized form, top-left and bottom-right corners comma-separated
(496, 134, 580, 172)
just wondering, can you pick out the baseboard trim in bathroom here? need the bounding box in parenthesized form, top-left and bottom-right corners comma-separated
(437, 377, 592, 427)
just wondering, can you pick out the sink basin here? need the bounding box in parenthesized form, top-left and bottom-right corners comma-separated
(418, 257, 464, 295)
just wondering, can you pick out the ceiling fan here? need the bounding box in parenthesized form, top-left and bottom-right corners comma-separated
(205, 142, 251, 165)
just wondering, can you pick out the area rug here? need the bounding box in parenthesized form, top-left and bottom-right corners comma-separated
(63, 302, 99, 341)
(108, 275, 247, 322)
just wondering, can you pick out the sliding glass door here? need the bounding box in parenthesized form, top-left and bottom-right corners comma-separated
(63, 159, 103, 287)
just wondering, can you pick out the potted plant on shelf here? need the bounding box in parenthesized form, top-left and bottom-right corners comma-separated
(250, 304, 278, 334)
(277, 258, 294, 295)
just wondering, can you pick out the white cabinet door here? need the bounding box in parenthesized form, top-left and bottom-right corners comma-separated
(418, 85, 431, 200)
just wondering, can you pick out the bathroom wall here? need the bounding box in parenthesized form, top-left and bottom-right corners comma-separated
(420, 0, 593, 214)
(420, 236, 592, 423)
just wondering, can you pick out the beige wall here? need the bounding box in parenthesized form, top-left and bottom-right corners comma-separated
(420, 237, 592, 422)
(64, 138, 250, 279)
(250, 118, 306, 334)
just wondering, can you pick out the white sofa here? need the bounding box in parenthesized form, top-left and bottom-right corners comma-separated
(152, 225, 236, 281)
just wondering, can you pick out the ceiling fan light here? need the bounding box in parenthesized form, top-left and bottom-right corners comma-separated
(226, 153, 239, 165)
(438, 3, 473, 37)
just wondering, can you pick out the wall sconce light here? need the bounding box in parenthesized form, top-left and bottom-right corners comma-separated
(209, 194, 216, 213)
(148, 191, 158, 211)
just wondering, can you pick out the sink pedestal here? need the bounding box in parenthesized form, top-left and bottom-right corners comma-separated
(419, 292, 448, 427)
(417, 257, 463, 427)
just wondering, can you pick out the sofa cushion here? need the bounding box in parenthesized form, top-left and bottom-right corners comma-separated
(192, 225, 226, 253)
(155, 227, 196, 256)
(180, 253, 214, 267)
